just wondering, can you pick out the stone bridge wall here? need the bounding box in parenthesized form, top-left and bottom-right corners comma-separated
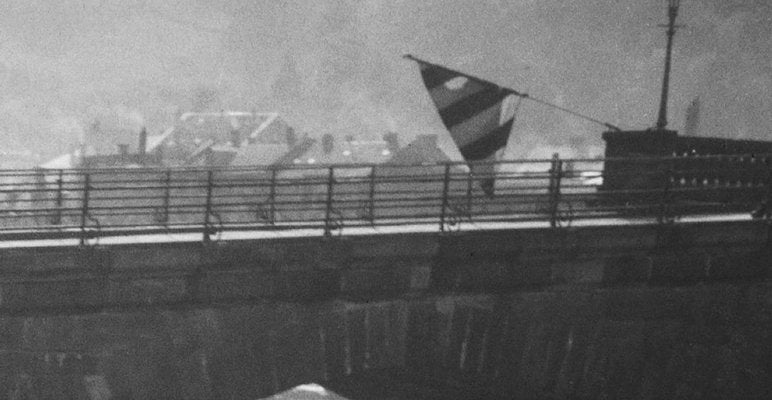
(0, 220, 769, 398)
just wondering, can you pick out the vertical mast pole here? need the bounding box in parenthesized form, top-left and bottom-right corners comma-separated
(656, 0, 680, 130)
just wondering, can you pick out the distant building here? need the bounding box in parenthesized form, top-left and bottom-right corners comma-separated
(41, 108, 458, 173)
(81, 119, 138, 157)
(280, 132, 452, 167)
(41, 127, 159, 169)
(39, 111, 306, 170)
(289, 134, 392, 166)
(29, 127, 470, 227)
(150, 111, 303, 167)
(387, 134, 452, 165)
(277, 132, 454, 178)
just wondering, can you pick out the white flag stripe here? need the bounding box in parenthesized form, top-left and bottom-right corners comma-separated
(448, 103, 505, 148)
(428, 79, 487, 110)
(499, 95, 519, 125)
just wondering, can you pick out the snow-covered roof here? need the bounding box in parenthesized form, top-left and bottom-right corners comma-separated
(39, 153, 74, 169)
(145, 127, 176, 153)
(388, 134, 452, 165)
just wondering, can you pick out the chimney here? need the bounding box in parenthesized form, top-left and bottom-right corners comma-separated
(383, 132, 400, 153)
(286, 127, 297, 146)
(138, 127, 147, 159)
(230, 129, 241, 148)
(322, 133, 334, 154)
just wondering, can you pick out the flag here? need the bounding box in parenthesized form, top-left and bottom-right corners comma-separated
(406, 55, 521, 196)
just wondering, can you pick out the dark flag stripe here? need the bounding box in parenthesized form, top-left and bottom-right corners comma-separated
(420, 65, 462, 89)
(449, 103, 503, 148)
(438, 87, 509, 128)
(429, 79, 487, 110)
(459, 119, 514, 161)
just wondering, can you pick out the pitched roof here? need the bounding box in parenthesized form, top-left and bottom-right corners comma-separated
(230, 136, 316, 166)
(40, 153, 74, 169)
(388, 134, 452, 165)
(149, 111, 300, 167)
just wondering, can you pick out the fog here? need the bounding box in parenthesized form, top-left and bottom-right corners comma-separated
(1, 0, 770, 162)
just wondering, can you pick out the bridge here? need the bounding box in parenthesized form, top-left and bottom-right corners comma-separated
(0, 156, 770, 399)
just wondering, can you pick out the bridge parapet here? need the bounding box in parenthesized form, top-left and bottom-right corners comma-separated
(0, 220, 768, 313)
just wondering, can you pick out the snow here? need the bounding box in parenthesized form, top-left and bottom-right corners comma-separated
(0, 213, 753, 248)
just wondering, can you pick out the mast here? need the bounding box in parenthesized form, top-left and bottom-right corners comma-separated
(655, 0, 680, 130)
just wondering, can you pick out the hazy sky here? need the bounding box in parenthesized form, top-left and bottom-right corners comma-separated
(1, 0, 770, 160)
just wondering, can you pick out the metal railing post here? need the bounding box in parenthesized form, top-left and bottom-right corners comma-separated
(367, 166, 376, 224)
(203, 170, 214, 243)
(658, 162, 673, 224)
(548, 154, 563, 228)
(750, 158, 772, 221)
(80, 173, 91, 245)
(161, 169, 171, 225)
(53, 169, 64, 225)
(766, 159, 772, 220)
(440, 164, 451, 232)
(465, 168, 474, 219)
(324, 167, 335, 236)
(268, 167, 277, 224)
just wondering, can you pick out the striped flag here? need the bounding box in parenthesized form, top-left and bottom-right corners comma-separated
(406, 55, 521, 196)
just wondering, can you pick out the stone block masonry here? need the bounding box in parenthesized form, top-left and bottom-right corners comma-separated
(0, 219, 769, 398)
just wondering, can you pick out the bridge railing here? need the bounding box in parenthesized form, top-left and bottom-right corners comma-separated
(0, 154, 769, 242)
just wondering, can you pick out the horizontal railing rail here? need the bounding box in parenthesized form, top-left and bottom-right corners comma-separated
(0, 154, 769, 243)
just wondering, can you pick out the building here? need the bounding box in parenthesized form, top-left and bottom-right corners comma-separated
(40, 126, 158, 170)
(39, 111, 305, 170)
(32, 110, 467, 228)
(149, 111, 305, 167)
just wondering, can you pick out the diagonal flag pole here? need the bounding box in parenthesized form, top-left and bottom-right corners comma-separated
(404, 54, 621, 132)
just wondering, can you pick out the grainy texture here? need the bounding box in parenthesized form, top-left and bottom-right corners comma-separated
(0, 221, 769, 398)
